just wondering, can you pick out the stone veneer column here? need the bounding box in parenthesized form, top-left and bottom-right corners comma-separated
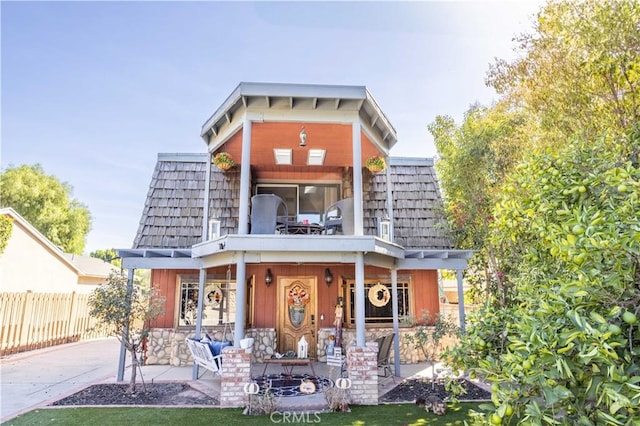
(220, 347, 252, 408)
(346, 342, 378, 405)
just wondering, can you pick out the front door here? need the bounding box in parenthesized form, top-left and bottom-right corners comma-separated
(277, 276, 317, 359)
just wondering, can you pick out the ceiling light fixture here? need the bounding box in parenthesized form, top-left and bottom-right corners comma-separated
(299, 126, 307, 147)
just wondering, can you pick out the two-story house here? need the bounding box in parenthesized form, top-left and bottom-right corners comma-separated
(117, 82, 472, 372)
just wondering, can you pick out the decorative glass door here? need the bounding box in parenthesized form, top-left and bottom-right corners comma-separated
(277, 276, 317, 359)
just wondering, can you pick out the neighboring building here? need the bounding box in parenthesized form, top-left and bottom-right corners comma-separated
(0, 208, 115, 293)
(118, 82, 472, 370)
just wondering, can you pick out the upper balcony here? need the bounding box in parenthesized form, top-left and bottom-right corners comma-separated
(130, 83, 455, 266)
(200, 82, 399, 171)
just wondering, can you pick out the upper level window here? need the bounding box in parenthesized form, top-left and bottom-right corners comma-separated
(257, 184, 340, 224)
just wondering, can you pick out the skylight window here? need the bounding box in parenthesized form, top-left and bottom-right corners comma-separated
(307, 149, 326, 166)
(274, 149, 292, 165)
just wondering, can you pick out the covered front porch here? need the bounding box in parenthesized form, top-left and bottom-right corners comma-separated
(118, 240, 471, 407)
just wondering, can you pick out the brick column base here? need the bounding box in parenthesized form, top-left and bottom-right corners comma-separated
(346, 342, 378, 405)
(220, 347, 252, 408)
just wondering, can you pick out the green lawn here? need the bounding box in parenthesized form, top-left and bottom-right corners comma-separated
(3, 403, 483, 426)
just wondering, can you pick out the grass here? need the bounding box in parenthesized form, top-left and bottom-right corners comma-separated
(3, 403, 483, 425)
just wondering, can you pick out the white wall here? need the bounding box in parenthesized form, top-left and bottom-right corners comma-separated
(0, 220, 79, 293)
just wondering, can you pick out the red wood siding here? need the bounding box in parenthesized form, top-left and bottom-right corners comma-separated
(406, 269, 440, 324)
(214, 122, 383, 171)
(151, 266, 439, 328)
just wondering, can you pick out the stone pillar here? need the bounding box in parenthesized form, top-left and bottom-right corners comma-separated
(220, 347, 252, 408)
(346, 341, 378, 405)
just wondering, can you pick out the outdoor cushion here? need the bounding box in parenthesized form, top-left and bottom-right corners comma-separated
(208, 340, 233, 357)
(191, 336, 233, 357)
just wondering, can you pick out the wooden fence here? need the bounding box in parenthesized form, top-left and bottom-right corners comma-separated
(0, 292, 110, 356)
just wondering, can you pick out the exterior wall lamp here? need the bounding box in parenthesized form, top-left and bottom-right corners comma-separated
(299, 126, 307, 147)
(378, 215, 392, 241)
(325, 268, 333, 286)
(265, 268, 273, 287)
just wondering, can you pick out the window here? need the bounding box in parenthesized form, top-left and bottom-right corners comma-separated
(177, 275, 237, 327)
(345, 279, 412, 325)
(256, 183, 340, 223)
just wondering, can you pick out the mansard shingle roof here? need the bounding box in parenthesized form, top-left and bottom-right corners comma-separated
(132, 154, 452, 250)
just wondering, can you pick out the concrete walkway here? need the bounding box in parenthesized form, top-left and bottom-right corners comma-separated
(1, 338, 440, 423)
(1, 337, 122, 422)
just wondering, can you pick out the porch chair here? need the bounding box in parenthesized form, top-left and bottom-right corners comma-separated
(323, 197, 354, 235)
(377, 333, 395, 378)
(250, 194, 288, 234)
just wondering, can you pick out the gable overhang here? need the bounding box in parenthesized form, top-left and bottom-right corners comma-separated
(200, 82, 398, 154)
(118, 248, 201, 270)
(399, 249, 474, 270)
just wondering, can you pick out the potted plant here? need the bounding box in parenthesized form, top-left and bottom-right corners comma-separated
(213, 152, 234, 170)
(365, 155, 386, 173)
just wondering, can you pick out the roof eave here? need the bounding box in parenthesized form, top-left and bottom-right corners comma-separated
(200, 82, 398, 149)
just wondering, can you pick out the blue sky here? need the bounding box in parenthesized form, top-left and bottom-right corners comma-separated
(1, 1, 543, 254)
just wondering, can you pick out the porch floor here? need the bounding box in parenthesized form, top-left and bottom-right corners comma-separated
(113, 360, 441, 411)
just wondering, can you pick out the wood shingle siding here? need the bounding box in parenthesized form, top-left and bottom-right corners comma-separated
(133, 154, 243, 249)
(132, 154, 452, 250)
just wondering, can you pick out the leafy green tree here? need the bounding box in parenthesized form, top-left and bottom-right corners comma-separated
(0, 215, 13, 255)
(440, 1, 640, 423)
(90, 248, 151, 288)
(0, 164, 91, 254)
(488, 0, 640, 146)
(91, 249, 122, 268)
(88, 271, 164, 393)
(449, 133, 640, 425)
(429, 103, 533, 301)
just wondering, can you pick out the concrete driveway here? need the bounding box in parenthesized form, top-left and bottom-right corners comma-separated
(1, 337, 121, 422)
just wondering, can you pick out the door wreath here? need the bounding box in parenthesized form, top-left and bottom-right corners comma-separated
(368, 283, 390, 307)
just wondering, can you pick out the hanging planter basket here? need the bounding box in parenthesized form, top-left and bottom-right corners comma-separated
(366, 164, 385, 173)
(216, 162, 233, 171)
(213, 152, 235, 171)
(365, 156, 386, 173)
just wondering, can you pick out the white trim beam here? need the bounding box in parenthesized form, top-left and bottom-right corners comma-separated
(398, 258, 468, 270)
(122, 257, 201, 270)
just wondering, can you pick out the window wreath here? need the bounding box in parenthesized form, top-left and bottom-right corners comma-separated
(205, 284, 223, 307)
(368, 282, 390, 307)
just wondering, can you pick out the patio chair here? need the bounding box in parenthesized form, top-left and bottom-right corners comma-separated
(323, 197, 354, 235)
(250, 194, 288, 234)
(377, 333, 395, 378)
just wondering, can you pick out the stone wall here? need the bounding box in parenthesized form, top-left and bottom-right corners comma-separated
(145, 326, 455, 366)
(144, 327, 276, 365)
(316, 327, 458, 364)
